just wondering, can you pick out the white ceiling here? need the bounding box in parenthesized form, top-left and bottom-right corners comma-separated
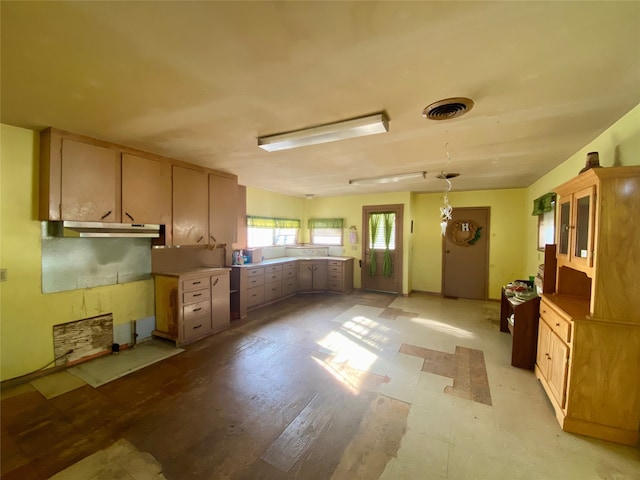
(2, 1, 639, 198)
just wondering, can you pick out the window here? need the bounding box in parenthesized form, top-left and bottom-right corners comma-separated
(309, 218, 343, 245)
(532, 193, 556, 251)
(247, 216, 300, 247)
(369, 213, 395, 249)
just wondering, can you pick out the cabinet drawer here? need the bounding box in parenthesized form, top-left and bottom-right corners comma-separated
(265, 271, 282, 283)
(265, 265, 282, 274)
(264, 281, 282, 302)
(247, 274, 264, 288)
(182, 277, 209, 292)
(282, 262, 296, 272)
(246, 267, 264, 278)
(247, 286, 265, 308)
(282, 279, 297, 296)
(183, 299, 211, 321)
(328, 260, 343, 267)
(328, 280, 344, 292)
(328, 272, 342, 282)
(284, 268, 297, 279)
(328, 264, 343, 273)
(540, 299, 572, 343)
(183, 288, 210, 304)
(183, 313, 212, 341)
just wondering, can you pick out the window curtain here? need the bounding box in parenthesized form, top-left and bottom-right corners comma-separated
(382, 213, 393, 277)
(368, 214, 380, 276)
(531, 193, 556, 215)
(247, 216, 301, 228)
(308, 218, 344, 229)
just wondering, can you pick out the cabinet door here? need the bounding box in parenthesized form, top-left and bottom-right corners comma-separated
(209, 174, 238, 245)
(557, 197, 571, 260)
(536, 319, 551, 379)
(571, 186, 596, 270)
(172, 166, 208, 245)
(547, 332, 569, 408)
(211, 274, 230, 332)
(298, 262, 313, 291)
(312, 261, 328, 291)
(122, 154, 171, 225)
(60, 139, 120, 222)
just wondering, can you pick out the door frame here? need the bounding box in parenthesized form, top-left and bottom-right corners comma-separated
(361, 204, 404, 294)
(441, 206, 490, 300)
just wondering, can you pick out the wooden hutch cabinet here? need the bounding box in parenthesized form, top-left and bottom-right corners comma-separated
(535, 166, 640, 446)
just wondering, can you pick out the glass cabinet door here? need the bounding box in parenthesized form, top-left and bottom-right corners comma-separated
(572, 186, 595, 267)
(558, 200, 571, 256)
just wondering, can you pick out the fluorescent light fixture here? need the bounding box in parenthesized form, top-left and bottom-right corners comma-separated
(349, 171, 427, 186)
(258, 113, 389, 152)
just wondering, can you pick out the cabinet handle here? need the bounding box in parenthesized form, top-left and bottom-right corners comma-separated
(193, 293, 202, 297)
(556, 322, 560, 327)
(210, 235, 217, 242)
(193, 281, 201, 285)
(193, 307, 202, 312)
(193, 324, 202, 329)
(125, 212, 135, 222)
(197, 236, 204, 243)
(100, 210, 112, 220)
(213, 278, 219, 287)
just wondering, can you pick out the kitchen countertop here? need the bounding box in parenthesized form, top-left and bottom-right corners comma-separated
(231, 256, 353, 268)
(153, 267, 231, 277)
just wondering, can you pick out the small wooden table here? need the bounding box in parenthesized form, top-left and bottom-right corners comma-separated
(500, 288, 541, 370)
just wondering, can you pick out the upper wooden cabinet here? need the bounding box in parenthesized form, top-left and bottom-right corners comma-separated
(40, 128, 171, 224)
(39, 130, 122, 222)
(172, 166, 208, 246)
(40, 128, 239, 245)
(555, 183, 596, 277)
(554, 166, 640, 321)
(122, 154, 171, 225)
(209, 173, 237, 245)
(60, 139, 121, 222)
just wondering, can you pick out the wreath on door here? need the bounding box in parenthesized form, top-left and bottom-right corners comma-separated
(446, 220, 482, 247)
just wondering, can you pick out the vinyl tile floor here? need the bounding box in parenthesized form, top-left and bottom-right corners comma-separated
(1, 292, 639, 479)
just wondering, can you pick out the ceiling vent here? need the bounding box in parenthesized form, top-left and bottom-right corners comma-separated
(422, 97, 474, 120)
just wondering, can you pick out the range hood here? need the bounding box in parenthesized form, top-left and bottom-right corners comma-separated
(51, 221, 161, 238)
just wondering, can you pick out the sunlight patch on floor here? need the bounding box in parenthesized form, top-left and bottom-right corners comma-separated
(410, 317, 474, 339)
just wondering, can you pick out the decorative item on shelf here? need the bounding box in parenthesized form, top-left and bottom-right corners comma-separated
(579, 151, 602, 174)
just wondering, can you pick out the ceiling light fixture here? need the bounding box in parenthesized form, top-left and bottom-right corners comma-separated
(258, 113, 389, 152)
(349, 171, 426, 186)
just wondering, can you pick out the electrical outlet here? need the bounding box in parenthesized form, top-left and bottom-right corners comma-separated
(0, 269, 6, 282)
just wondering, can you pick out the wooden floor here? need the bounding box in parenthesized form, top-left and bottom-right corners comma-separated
(1, 292, 409, 480)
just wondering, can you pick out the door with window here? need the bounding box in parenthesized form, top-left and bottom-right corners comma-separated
(362, 205, 403, 294)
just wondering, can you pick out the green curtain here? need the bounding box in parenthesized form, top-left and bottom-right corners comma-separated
(531, 193, 556, 215)
(368, 214, 380, 276)
(382, 213, 393, 277)
(247, 215, 301, 228)
(308, 218, 344, 229)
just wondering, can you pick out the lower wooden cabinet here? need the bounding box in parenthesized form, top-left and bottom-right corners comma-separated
(327, 258, 354, 293)
(154, 268, 230, 346)
(535, 294, 640, 446)
(231, 258, 352, 318)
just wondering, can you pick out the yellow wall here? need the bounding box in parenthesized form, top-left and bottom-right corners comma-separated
(0, 125, 154, 381)
(246, 187, 306, 226)
(525, 103, 640, 275)
(411, 189, 527, 299)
